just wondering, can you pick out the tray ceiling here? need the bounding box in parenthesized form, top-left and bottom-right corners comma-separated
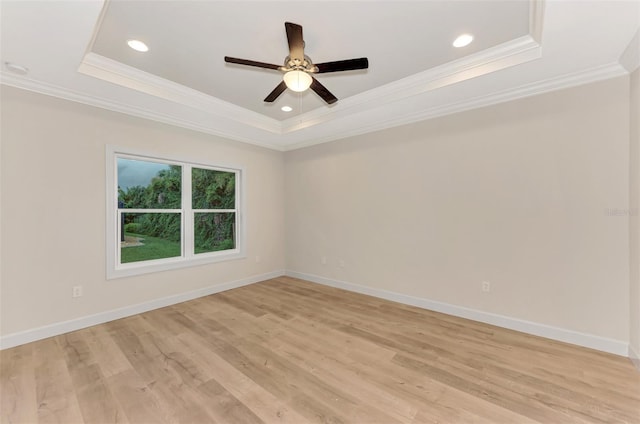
(91, 1, 530, 119)
(1, 1, 638, 150)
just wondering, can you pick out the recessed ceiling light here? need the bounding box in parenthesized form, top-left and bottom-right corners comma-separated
(281, 106, 293, 112)
(4, 62, 29, 75)
(127, 39, 149, 52)
(453, 34, 474, 48)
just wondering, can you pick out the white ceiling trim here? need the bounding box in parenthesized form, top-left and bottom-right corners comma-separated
(78, 34, 541, 139)
(1, 60, 627, 153)
(284, 62, 628, 151)
(0, 0, 558, 152)
(3, 0, 639, 152)
(529, 0, 545, 44)
(620, 29, 640, 73)
(78, 52, 281, 134)
(74, 0, 545, 145)
(0, 71, 282, 150)
(280, 34, 541, 134)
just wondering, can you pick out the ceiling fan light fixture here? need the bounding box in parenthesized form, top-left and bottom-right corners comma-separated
(226, 22, 367, 104)
(453, 34, 474, 48)
(283, 70, 312, 92)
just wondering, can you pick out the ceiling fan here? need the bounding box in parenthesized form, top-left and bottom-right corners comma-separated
(224, 22, 368, 105)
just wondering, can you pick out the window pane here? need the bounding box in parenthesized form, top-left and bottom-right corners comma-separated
(118, 158, 182, 209)
(192, 168, 235, 209)
(120, 213, 181, 263)
(194, 213, 235, 253)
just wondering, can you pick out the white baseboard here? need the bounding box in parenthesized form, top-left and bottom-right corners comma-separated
(0, 270, 285, 350)
(3, 269, 631, 360)
(286, 270, 629, 357)
(630, 345, 640, 372)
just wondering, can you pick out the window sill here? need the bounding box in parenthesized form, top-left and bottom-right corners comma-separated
(107, 250, 245, 280)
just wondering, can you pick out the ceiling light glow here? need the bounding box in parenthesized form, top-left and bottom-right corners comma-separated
(127, 39, 149, 52)
(281, 106, 293, 112)
(283, 70, 312, 92)
(453, 34, 474, 48)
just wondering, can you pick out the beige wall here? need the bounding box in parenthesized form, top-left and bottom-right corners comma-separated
(285, 76, 631, 342)
(630, 67, 640, 360)
(0, 75, 634, 350)
(0, 86, 285, 336)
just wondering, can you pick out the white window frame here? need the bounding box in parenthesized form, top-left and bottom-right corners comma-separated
(106, 145, 245, 279)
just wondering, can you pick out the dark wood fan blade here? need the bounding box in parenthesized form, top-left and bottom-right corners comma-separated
(285, 22, 304, 61)
(315, 58, 369, 73)
(224, 56, 280, 70)
(310, 77, 337, 104)
(264, 81, 287, 102)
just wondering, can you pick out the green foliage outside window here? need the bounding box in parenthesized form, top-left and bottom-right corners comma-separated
(119, 165, 183, 243)
(192, 168, 236, 252)
(192, 168, 235, 209)
(118, 160, 236, 263)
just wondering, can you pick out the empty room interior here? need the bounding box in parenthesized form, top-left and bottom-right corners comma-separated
(1, 0, 640, 422)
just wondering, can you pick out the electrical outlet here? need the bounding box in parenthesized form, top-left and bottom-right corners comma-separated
(72, 285, 83, 298)
(482, 281, 491, 293)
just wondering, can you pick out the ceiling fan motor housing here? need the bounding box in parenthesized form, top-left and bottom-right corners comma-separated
(224, 22, 368, 104)
(283, 55, 318, 73)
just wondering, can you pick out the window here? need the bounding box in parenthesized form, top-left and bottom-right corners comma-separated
(106, 147, 244, 279)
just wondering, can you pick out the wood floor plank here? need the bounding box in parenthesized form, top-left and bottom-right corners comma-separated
(178, 299, 373, 423)
(106, 369, 169, 424)
(254, 314, 538, 424)
(260, 276, 637, 419)
(175, 331, 309, 424)
(108, 318, 218, 423)
(83, 325, 132, 378)
(203, 328, 351, 423)
(1, 277, 639, 424)
(32, 338, 84, 424)
(66, 363, 129, 424)
(0, 344, 37, 424)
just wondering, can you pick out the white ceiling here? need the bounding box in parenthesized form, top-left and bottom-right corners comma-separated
(1, 1, 639, 151)
(92, 1, 530, 118)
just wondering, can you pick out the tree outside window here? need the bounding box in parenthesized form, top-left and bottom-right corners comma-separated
(107, 148, 243, 278)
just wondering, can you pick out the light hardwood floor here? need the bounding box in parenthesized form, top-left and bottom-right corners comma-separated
(2, 276, 639, 423)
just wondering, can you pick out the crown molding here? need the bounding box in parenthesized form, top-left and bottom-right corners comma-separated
(0, 72, 286, 151)
(280, 0, 545, 134)
(2, 61, 625, 153)
(1, 0, 548, 151)
(284, 62, 627, 151)
(3, 32, 542, 153)
(74, 0, 545, 142)
(280, 34, 542, 135)
(529, 0, 545, 44)
(619, 29, 640, 73)
(3, 61, 626, 153)
(78, 52, 281, 134)
(77, 34, 542, 139)
(3, 1, 629, 152)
